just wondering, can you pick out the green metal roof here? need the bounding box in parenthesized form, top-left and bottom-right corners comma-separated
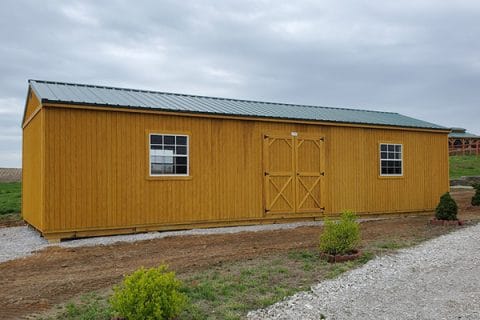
(28, 80, 448, 131)
(449, 128, 479, 138)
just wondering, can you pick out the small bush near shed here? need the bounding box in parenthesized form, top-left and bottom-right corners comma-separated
(472, 184, 480, 206)
(435, 192, 458, 221)
(319, 211, 360, 255)
(110, 265, 187, 320)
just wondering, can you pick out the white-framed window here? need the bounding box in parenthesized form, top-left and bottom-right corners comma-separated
(149, 133, 189, 176)
(380, 143, 402, 176)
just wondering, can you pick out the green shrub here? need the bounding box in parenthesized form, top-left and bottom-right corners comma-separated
(472, 184, 480, 206)
(110, 265, 187, 320)
(319, 211, 360, 255)
(435, 192, 458, 220)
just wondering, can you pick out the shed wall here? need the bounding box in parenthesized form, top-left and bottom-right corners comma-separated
(41, 106, 449, 234)
(22, 108, 44, 229)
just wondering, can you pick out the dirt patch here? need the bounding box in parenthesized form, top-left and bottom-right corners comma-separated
(0, 168, 21, 183)
(1, 190, 478, 319)
(0, 213, 24, 228)
(451, 189, 477, 211)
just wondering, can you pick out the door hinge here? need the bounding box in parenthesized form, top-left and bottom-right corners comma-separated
(320, 137, 325, 142)
(264, 134, 269, 139)
(320, 207, 326, 211)
(265, 209, 270, 213)
(321, 172, 325, 176)
(264, 172, 269, 176)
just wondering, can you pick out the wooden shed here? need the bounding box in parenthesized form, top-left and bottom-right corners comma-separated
(22, 80, 450, 241)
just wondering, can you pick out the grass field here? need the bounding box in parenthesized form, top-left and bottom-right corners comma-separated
(450, 155, 480, 179)
(0, 182, 21, 215)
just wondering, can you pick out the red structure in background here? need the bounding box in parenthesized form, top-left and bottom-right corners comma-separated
(449, 128, 480, 156)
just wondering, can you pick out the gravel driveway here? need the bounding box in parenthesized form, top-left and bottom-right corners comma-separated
(249, 223, 480, 320)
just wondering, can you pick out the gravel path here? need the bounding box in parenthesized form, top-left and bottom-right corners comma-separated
(0, 220, 329, 263)
(249, 223, 480, 320)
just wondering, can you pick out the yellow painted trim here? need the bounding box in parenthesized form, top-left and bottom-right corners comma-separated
(43, 102, 451, 134)
(146, 176, 193, 181)
(22, 104, 42, 129)
(377, 141, 405, 179)
(40, 108, 45, 230)
(21, 112, 24, 218)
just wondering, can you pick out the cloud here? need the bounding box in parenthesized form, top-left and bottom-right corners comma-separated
(0, 97, 23, 115)
(0, 109, 22, 167)
(1, 0, 480, 167)
(60, 2, 100, 27)
(0, 98, 23, 168)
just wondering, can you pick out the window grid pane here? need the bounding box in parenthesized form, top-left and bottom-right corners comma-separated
(150, 134, 189, 175)
(380, 144, 402, 176)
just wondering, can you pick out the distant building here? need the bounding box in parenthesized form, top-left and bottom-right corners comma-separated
(448, 128, 480, 156)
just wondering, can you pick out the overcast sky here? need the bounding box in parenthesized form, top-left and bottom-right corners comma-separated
(1, 1, 479, 167)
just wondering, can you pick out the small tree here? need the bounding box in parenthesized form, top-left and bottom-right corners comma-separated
(472, 183, 480, 206)
(110, 265, 187, 320)
(435, 192, 458, 221)
(319, 211, 360, 255)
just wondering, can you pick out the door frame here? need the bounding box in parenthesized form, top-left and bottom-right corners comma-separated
(262, 131, 325, 216)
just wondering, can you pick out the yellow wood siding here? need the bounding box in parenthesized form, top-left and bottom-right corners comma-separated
(325, 126, 449, 215)
(22, 108, 44, 229)
(38, 105, 449, 237)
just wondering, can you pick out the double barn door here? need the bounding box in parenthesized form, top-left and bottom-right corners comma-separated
(263, 133, 325, 215)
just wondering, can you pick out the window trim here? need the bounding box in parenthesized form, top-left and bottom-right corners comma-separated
(147, 132, 190, 179)
(379, 143, 403, 177)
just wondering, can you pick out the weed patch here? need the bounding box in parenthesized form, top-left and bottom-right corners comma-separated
(39, 294, 110, 320)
